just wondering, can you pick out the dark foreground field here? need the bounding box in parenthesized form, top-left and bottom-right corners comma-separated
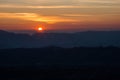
(0, 66, 120, 80)
(0, 47, 120, 80)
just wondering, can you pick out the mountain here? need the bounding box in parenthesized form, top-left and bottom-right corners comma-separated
(0, 30, 120, 48)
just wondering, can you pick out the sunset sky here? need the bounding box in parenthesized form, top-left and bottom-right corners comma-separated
(0, 0, 120, 32)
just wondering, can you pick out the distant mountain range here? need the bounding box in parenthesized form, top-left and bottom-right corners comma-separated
(0, 30, 120, 48)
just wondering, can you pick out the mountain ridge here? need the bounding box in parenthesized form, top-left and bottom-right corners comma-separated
(0, 30, 120, 48)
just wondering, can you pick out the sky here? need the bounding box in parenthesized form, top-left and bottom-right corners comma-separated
(0, 0, 120, 32)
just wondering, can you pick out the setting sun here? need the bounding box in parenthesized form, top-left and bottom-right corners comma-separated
(38, 27, 43, 31)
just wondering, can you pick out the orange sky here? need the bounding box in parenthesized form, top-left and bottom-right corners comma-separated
(0, 0, 120, 32)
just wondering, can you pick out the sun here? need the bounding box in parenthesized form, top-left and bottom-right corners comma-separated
(38, 27, 43, 31)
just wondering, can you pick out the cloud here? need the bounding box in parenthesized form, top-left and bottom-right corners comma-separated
(0, 4, 119, 10)
(62, 14, 93, 17)
(0, 0, 120, 31)
(0, 5, 87, 9)
(0, 13, 78, 24)
(0, 0, 120, 6)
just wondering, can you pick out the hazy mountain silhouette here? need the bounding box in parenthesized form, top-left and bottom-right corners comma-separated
(0, 30, 120, 48)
